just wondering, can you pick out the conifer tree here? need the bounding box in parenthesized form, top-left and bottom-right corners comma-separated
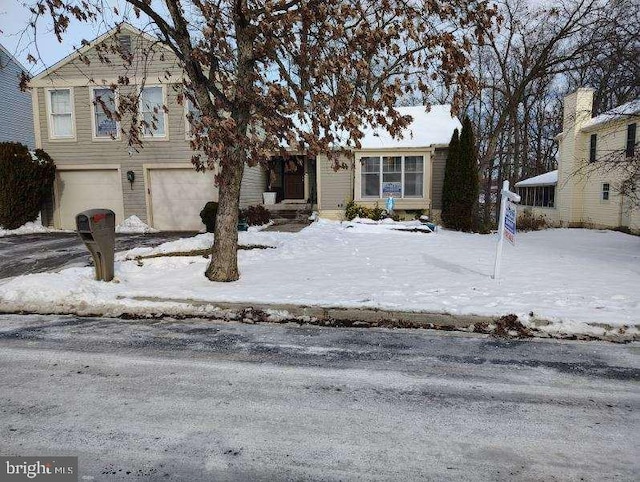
(441, 129, 460, 228)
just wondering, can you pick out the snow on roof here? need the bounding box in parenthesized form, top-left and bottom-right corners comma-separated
(581, 98, 640, 131)
(515, 170, 558, 187)
(358, 105, 461, 149)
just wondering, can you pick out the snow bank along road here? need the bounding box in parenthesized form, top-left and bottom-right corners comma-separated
(0, 314, 638, 481)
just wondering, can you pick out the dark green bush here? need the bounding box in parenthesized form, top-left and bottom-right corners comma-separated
(240, 205, 271, 226)
(0, 143, 56, 229)
(345, 201, 386, 221)
(200, 201, 218, 232)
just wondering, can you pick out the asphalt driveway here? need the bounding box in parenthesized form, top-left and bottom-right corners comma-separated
(0, 232, 196, 279)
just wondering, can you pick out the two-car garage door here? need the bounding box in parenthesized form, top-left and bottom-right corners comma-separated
(55, 167, 218, 231)
(56, 169, 124, 230)
(148, 168, 218, 231)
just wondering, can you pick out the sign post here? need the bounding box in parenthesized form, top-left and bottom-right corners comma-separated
(493, 180, 521, 280)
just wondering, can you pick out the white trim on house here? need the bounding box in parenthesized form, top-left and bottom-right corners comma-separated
(89, 86, 121, 141)
(44, 87, 77, 141)
(31, 88, 42, 148)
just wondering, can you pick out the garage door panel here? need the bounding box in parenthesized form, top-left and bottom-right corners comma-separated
(149, 168, 218, 231)
(57, 170, 124, 230)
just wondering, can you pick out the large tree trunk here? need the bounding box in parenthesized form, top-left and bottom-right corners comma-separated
(205, 157, 245, 282)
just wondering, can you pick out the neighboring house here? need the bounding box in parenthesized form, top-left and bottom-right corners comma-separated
(0, 44, 35, 148)
(29, 23, 266, 231)
(516, 88, 640, 234)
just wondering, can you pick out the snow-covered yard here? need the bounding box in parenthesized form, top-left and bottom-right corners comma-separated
(0, 220, 638, 337)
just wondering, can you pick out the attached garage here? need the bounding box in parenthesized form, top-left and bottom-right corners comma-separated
(55, 168, 124, 229)
(147, 167, 218, 231)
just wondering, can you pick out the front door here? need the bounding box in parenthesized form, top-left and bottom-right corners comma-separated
(283, 158, 305, 200)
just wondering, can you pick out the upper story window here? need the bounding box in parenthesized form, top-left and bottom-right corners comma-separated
(91, 87, 119, 139)
(185, 98, 202, 139)
(626, 123, 636, 158)
(589, 133, 597, 162)
(360, 155, 425, 199)
(47, 88, 74, 139)
(140, 86, 166, 138)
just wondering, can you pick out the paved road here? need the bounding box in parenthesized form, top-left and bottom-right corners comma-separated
(0, 232, 195, 279)
(0, 314, 638, 481)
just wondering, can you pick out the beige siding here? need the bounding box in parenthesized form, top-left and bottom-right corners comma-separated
(240, 164, 267, 207)
(37, 34, 182, 86)
(318, 153, 353, 211)
(431, 147, 447, 210)
(34, 32, 270, 228)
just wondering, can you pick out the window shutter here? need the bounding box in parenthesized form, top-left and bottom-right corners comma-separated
(627, 123, 637, 158)
(589, 134, 597, 162)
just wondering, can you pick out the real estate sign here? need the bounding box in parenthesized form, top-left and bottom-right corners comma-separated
(504, 201, 516, 245)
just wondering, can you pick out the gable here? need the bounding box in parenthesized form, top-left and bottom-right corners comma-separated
(30, 24, 183, 87)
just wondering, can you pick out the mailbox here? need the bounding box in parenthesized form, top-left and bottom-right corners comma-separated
(76, 209, 116, 282)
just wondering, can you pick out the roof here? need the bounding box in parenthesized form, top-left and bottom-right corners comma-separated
(357, 105, 461, 149)
(581, 98, 640, 131)
(515, 170, 558, 187)
(29, 22, 172, 84)
(0, 43, 29, 72)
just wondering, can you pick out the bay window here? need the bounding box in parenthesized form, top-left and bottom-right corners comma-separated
(47, 89, 74, 139)
(360, 155, 424, 198)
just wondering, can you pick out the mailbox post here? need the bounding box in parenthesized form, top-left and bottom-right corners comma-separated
(76, 209, 116, 281)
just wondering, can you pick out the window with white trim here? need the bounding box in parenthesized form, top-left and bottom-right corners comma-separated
(48, 89, 74, 138)
(601, 182, 610, 201)
(360, 155, 424, 198)
(92, 88, 118, 138)
(140, 86, 166, 137)
(185, 98, 202, 139)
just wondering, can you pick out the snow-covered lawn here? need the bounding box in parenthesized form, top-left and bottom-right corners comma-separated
(1, 220, 639, 336)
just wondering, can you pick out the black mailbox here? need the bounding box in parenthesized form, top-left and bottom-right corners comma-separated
(76, 209, 116, 281)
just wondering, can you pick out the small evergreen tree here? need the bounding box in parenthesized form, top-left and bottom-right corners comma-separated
(458, 116, 479, 231)
(441, 128, 460, 228)
(441, 119, 479, 231)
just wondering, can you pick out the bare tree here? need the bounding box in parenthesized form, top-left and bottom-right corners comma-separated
(24, 0, 496, 281)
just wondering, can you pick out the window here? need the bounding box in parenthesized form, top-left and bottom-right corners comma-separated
(627, 123, 637, 158)
(47, 89, 74, 138)
(589, 133, 597, 162)
(361, 157, 381, 197)
(92, 88, 118, 139)
(602, 183, 610, 201)
(360, 155, 424, 198)
(404, 156, 424, 197)
(518, 186, 555, 208)
(382, 156, 402, 196)
(185, 98, 202, 139)
(140, 86, 166, 137)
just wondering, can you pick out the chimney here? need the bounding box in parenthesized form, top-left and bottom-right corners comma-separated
(562, 88, 594, 134)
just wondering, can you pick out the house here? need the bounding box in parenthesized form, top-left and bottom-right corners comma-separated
(312, 105, 461, 220)
(516, 88, 640, 234)
(31, 23, 459, 230)
(0, 44, 35, 148)
(29, 23, 266, 231)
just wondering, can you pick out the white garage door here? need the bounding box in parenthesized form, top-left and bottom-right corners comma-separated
(56, 169, 124, 229)
(148, 168, 218, 231)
